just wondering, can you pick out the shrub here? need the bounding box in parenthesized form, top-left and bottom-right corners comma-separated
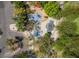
(44, 2, 62, 19)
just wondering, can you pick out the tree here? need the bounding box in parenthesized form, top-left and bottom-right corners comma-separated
(53, 35, 72, 51)
(13, 1, 35, 32)
(12, 1, 28, 31)
(6, 39, 18, 51)
(15, 16, 27, 31)
(62, 2, 79, 21)
(44, 2, 62, 19)
(62, 37, 79, 58)
(40, 1, 48, 8)
(40, 33, 50, 55)
(53, 2, 79, 57)
(12, 1, 26, 8)
(54, 18, 77, 51)
(14, 8, 26, 16)
(57, 20, 77, 37)
(38, 32, 55, 57)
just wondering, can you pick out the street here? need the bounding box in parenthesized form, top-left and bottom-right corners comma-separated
(0, 2, 7, 57)
(0, 1, 23, 57)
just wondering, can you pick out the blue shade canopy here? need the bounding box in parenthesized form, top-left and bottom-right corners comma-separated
(34, 30, 40, 37)
(33, 23, 41, 38)
(29, 13, 41, 22)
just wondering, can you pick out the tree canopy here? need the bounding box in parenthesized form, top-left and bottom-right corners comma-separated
(38, 32, 55, 57)
(13, 1, 35, 31)
(62, 2, 79, 21)
(62, 38, 79, 58)
(57, 20, 77, 37)
(53, 2, 79, 57)
(44, 2, 62, 19)
(12, 1, 26, 8)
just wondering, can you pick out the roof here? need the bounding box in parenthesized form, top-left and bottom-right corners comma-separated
(46, 20, 54, 32)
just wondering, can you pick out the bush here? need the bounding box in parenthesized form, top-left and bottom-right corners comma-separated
(44, 2, 62, 19)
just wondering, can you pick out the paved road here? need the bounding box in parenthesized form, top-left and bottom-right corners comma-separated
(0, 1, 13, 57)
(0, 2, 23, 57)
(0, 1, 6, 52)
